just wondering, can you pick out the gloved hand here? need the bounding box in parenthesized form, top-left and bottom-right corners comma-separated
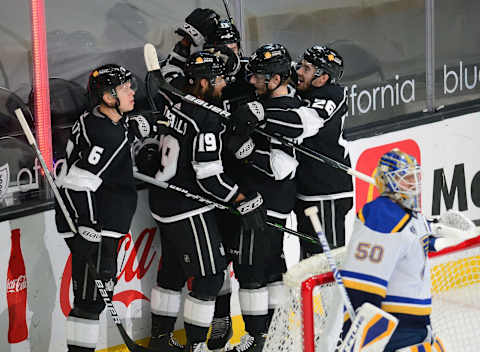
(175, 8, 220, 47)
(227, 134, 255, 161)
(134, 139, 161, 177)
(234, 192, 267, 231)
(65, 226, 101, 258)
(128, 113, 152, 139)
(229, 101, 265, 136)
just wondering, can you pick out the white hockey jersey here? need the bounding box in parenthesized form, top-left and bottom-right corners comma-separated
(341, 196, 431, 330)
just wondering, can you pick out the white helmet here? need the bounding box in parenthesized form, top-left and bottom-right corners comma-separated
(374, 148, 421, 211)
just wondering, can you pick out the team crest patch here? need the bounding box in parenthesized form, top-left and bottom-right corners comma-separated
(410, 225, 417, 234)
(0, 163, 10, 200)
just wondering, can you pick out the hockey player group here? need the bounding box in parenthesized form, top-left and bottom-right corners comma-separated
(53, 7, 462, 352)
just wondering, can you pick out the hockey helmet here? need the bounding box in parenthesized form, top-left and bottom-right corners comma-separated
(207, 19, 241, 47)
(246, 43, 292, 82)
(301, 46, 344, 83)
(185, 50, 227, 85)
(374, 148, 421, 210)
(87, 64, 136, 106)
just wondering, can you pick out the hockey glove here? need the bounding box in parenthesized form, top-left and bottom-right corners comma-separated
(227, 134, 255, 161)
(234, 192, 267, 232)
(64, 226, 101, 259)
(175, 8, 220, 47)
(128, 113, 152, 139)
(229, 101, 266, 136)
(134, 138, 161, 177)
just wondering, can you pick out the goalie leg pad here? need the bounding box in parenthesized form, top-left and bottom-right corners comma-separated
(340, 303, 398, 352)
(396, 336, 445, 352)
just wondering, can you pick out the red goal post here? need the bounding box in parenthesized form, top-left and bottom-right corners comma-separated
(264, 236, 480, 352)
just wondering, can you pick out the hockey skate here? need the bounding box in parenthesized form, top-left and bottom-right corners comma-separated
(148, 332, 184, 351)
(230, 333, 266, 352)
(184, 341, 209, 352)
(207, 316, 233, 351)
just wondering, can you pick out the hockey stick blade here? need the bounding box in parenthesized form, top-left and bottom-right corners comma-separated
(142, 43, 375, 185)
(14, 108, 154, 352)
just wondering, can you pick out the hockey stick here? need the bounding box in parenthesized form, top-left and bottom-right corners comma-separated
(304, 206, 356, 321)
(14, 108, 153, 352)
(222, 0, 233, 23)
(143, 43, 375, 185)
(134, 171, 321, 246)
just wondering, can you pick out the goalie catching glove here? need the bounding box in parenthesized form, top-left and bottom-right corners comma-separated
(233, 192, 267, 231)
(175, 8, 220, 48)
(430, 210, 477, 251)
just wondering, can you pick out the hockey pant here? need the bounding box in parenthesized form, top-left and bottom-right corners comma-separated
(233, 216, 288, 335)
(295, 196, 353, 258)
(66, 236, 120, 351)
(151, 212, 227, 343)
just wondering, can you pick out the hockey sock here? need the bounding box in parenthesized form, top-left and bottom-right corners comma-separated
(243, 314, 268, 336)
(213, 293, 232, 318)
(151, 313, 177, 337)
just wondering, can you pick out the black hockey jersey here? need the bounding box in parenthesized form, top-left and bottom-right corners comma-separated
(57, 107, 137, 236)
(221, 60, 256, 113)
(149, 101, 240, 222)
(296, 84, 353, 198)
(241, 89, 308, 218)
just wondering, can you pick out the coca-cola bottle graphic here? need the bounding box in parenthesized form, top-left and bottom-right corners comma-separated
(6, 228, 28, 343)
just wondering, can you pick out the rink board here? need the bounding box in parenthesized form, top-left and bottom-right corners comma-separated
(0, 112, 479, 351)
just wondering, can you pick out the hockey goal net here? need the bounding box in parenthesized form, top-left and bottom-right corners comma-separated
(264, 236, 480, 352)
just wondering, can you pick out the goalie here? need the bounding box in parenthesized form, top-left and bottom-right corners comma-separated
(339, 148, 474, 351)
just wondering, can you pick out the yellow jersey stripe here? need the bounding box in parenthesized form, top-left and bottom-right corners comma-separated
(391, 213, 410, 233)
(382, 304, 431, 315)
(358, 208, 365, 223)
(344, 279, 387, 297)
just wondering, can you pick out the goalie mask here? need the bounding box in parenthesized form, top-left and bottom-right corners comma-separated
(87, 64, 136, 107)
(301, 45, 344, 83)
(374, 148, 421, 211)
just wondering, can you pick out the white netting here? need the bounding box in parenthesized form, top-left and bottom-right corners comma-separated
(430, 242, 480, 352)
(264, 248, 346, 352)
(264, 238, 480, 352)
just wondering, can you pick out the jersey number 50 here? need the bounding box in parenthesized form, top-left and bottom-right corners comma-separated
(355, 242, 384, 263)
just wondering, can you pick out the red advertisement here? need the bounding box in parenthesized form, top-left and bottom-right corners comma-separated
(354, 139, 421, 212)
(6, 228, 28, 343)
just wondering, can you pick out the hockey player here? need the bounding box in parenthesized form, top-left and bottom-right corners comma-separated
(158, 12, 257, 351)
(161, 8, 220, 89)
(294, 45, 353, 259)
(340, 149, 445, 351)
(54, 64, 138, 352)
(139, 50, 266, 352)
(204, 19, 256, 113)
(223, 43, 323, 352)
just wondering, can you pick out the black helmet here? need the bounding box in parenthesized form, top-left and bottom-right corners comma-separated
(207, 19, 240, 46)
(301, 46, 344, 83)
(87, 64, 134, 106)
(185, 51, 227, 85)
(247, 43, 292, 82)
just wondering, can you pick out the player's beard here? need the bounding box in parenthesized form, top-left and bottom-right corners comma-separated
(204, 85, 223, 107)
